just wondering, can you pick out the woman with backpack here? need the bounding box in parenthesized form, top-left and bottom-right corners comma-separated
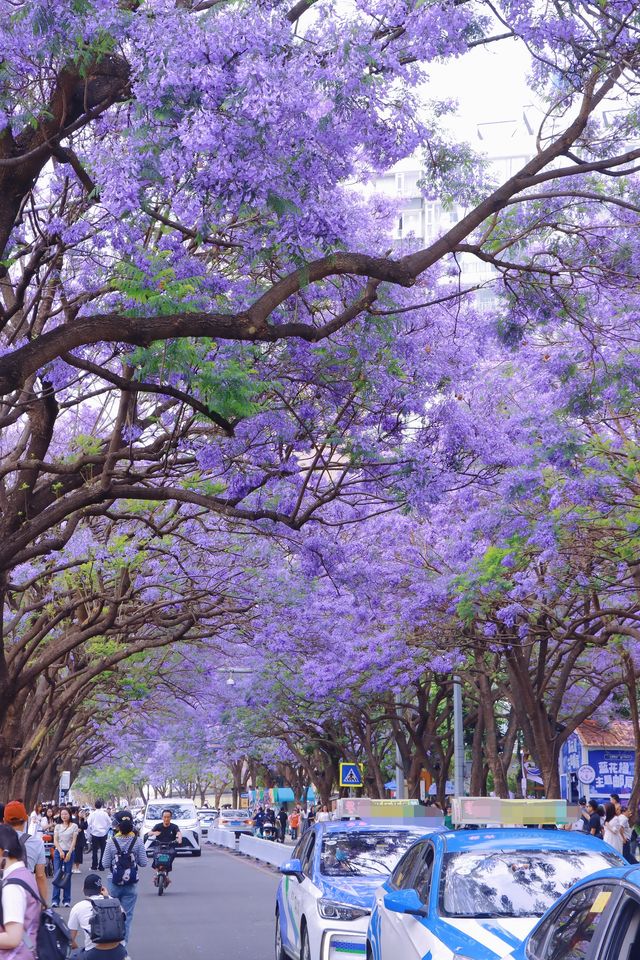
(0, 824, 40, 959)
(102, 810, 147, 945)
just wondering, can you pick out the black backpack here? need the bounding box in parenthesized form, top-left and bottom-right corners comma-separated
(89, 897, 126, 944)
(1, 878, 72, 960)
(111, 836, 138, 886)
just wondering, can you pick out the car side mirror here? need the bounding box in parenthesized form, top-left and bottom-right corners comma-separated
(383, 889, 428, 917)
(279, 858, 304, 882)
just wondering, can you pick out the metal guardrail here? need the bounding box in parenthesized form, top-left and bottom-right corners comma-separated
(238, 833, 292, 866)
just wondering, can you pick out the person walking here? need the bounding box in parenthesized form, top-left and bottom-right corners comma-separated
(603, 801, 625, 854)
(586, 800, 603, 838)
(102, 809, 147, 945)
(316, 804, 331, 823)
(27, 803, 43, 837)
(3, 800, 49, 904)
(289, 807, 300, 841)
(68, 872, 125, 954)
(0, 825, 41, 960)
(307, 804, 316, 830)
(88, 800, 111, 871)
(278, 806, 288, 843)
(253, 806, 266, 838)
(42, 807, 56, 833)
(73, 807, 88, 873)
(53, 806, 79, 908)
(611, 793, 634, 861)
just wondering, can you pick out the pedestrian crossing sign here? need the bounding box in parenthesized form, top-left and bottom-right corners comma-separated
(339, 762, 364, 788)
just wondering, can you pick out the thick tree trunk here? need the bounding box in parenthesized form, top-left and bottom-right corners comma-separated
(470, 704, 486, 796)
(0, 57, 129, 262)
(624, 654, 640, 825)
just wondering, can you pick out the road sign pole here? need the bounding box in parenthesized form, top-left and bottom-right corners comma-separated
(339, 762, 364, 789)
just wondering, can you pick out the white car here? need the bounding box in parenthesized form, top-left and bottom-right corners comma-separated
(212, 809, 255, 838)
(197, 808, 218, 842)
(142, 798, 201, 857)
(276, 821, 435, 960)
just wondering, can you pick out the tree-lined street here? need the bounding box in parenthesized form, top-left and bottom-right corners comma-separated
(127, 848, 278, 960)
(3, 0, 640, 956)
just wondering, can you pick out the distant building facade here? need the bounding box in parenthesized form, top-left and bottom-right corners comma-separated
(560, 719, 636, 804)
(375, 111, 536, 310)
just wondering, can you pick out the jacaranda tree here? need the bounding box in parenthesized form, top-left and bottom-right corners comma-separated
(3, 0, 640, 799)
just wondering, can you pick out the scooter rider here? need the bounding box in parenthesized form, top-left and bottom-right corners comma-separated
(149, 810, 182, 887)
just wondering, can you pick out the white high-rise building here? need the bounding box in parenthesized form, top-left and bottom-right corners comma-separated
(375, 110, 536, 309)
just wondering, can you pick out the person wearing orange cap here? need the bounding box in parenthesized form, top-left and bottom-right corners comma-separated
(3, 801, 48, 905)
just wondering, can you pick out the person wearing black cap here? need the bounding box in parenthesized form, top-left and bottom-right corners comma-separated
(69, 874, 109, 951)
(102, 811, 147, 945)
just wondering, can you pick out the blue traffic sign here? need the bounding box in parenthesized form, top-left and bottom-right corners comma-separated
(339, 762, 364, 787)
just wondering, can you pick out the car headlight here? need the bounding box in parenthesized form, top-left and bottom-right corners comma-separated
(317, 899, 371, 921)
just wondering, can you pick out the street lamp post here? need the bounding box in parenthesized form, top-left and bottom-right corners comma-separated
(395, 743, 405, 800)
(453, 676, 465, 798)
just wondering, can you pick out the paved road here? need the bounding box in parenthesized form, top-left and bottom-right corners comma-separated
(66, 846, 279, 960)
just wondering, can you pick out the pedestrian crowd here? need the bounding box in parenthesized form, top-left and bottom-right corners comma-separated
(571, 791, 639, 861)
(251, 802, 335, 842)
(0, 798, 148, 960)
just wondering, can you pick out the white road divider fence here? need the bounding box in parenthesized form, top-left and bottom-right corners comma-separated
(210, 826, 292, 866)
(238, 833, 292, 866)
(210, 828, 236, 849)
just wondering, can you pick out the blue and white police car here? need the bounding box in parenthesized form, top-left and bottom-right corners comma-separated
(506, 862, 640, 960)
(276, 820, 440, 960)
(367, 829, 625, 960)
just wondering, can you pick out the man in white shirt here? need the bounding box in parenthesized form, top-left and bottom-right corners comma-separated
(69, 873, 114, 951)
(88, 800, 112, 871)
(3, 799, 49, 903)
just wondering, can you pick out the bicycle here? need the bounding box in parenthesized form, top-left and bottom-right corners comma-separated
(150, 841, 176, 896)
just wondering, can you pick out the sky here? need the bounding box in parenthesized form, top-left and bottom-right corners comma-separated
(436, 39, 533, 124)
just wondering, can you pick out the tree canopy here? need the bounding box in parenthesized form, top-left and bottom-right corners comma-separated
(2, 0, 640, 803)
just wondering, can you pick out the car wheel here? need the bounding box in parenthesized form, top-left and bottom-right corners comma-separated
(275, 908, 287, 960)
(300, 925, 311, 960)
(191, 849, 202, 857)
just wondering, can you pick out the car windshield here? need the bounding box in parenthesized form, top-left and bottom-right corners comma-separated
(220, 811, 246, 819)
(146, 804, 196, 821)
(320, 830, 422, 877)
(440, 848, 622, 918)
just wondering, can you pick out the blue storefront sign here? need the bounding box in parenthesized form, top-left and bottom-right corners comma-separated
(559, 732, 635, 801)
(565, 735, 581, 772)
(587, 749, 635, 798)
(559, 733, 583, 801)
